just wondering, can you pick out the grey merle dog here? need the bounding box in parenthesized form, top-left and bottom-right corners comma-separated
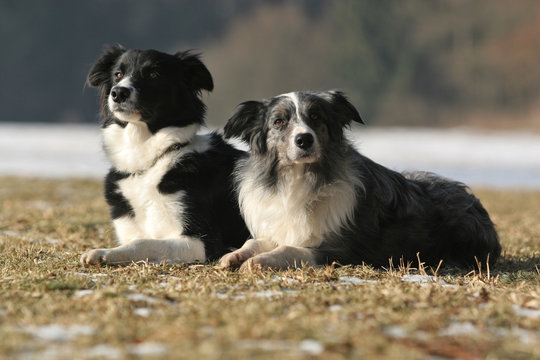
(219, 90, 501, 270)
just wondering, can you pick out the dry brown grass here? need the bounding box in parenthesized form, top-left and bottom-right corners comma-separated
(0, 177, 538, 359)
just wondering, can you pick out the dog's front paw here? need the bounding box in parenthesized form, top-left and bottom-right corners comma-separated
(80, 249, 109, 266)
(219, 249, 254, 269)
(239, 254, 278, 272)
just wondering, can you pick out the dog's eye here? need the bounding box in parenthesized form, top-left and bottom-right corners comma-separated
(150, 71, 159, 79)
(273, 118, 286, 127)
(114, 71, 123, 80)
(309, 112, 319, 121)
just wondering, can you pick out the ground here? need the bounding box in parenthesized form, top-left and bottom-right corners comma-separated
(0, 177, 538, 359)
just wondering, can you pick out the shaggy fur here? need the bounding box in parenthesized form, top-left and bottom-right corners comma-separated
(81, 45, 249, 266)
(219, 90, 501, 270)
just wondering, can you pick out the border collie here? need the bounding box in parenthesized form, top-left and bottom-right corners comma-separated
(81, 45, 249, 266)
(219, 90, 501, 270)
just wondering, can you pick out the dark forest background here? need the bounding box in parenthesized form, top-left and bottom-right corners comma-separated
(2, 0, 540, 128)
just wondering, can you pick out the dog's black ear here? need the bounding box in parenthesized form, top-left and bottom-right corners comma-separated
(324, 90, 364, 126)
(225, 100, 269, 152)
(224, 101, 264, 141)
(225, 100, 267, 154)
(175, 51, 214, 92)
(87, 45, 125, 87)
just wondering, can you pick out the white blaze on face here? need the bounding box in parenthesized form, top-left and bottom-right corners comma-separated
(108, 76, 142, 122)
(282, 92, 319, 163)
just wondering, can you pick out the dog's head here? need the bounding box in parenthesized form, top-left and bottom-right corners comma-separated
(224, 91, 363, 166)
(87, 45, 213, 132)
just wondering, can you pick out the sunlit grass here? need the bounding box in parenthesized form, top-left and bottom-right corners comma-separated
(0, 178, 538, 359)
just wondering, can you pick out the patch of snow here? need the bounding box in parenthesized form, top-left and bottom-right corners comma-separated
(236, 339, 293, 352)
(272, 276, 299, 284)
(252, 290, 285, 299)
(127, 342, 168, 357)
(20, 324, 95, 342)
(438, 322, 477, 337)
(350, 127, 540, 189)
(236, 339, 324, 354)
(74, 289, 94, 298)
(215, 288, 297, 300)
(85, 344, 123, 359)
(216, 293, 246, 300)
(402, 274, 437, 283)
(512, 305, 540, 319)
(401, 274, 455, 287)
(298, 339, 324, 355)
(133, 308, 154, 317)
(338, 276, 377, 285)
(491, 327, 540, 345)
(74, 272, 109, 278)
(1, 123, 539, 188)
(126, 293, 159, 304)
(384, 325, 409, 339)
(158, 275, 182, 281)
(0, 123, 107, 178)
(17, 344, 77, 360)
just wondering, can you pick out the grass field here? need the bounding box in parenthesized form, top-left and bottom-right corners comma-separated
(0, 177, 538, 359)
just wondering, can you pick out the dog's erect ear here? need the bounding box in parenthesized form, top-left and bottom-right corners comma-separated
(175, 51, 214, 92)
(87, 45, 125, 87)
(324, 90, 364, 126)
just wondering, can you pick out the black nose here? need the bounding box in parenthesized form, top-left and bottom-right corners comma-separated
(295, 133, 314, 149)
(110, 86, 131, 103)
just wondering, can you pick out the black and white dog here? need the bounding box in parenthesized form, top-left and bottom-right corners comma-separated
(219, 90, 501, 270)
(81, 45, 249, 266)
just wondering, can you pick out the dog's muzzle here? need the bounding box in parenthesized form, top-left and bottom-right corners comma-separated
(108, 83, 140, 122)
(289, 132, 319, 164)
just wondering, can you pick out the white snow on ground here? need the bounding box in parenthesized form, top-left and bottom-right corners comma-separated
(0, 123, 107, 178)
(0, 123, 538, 188)
(350, 126, 540, 189)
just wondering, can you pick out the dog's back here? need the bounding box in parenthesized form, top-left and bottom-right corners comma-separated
(330, 155, 500, 267)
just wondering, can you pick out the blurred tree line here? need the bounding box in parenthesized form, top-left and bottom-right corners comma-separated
(1, 0, 539, 127)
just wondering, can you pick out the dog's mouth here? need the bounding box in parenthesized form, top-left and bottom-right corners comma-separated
(291, 151, 319, 164)
(108, 102, 142, 122)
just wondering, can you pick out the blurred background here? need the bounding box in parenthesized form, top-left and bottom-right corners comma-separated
(3, 0, 540, 127)
(0, 0, 539, 186)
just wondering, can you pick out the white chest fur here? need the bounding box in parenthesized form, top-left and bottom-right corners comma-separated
(238, 164, 359, 248)
(115, 157, 185, 242)
(103, 122, 210, 244)
(103, 122, 200, 173)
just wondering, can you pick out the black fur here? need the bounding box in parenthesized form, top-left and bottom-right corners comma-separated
(86, 46, 249, 262)
(225, 90, 501, 268)
(88, 45, 213, 133)
(104, 169, 134, 220)
(157, 135, 249, 259)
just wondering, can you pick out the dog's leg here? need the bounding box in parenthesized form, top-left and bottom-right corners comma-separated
(239, 245, 317, 271)
(218, 238, 276, 269)
(80, 237, 206, 266)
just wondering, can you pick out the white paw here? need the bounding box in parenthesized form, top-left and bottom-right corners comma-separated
(219, 249, 255, 269)
(239, 254, 279, 272)
(80, 249, 109, 266)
